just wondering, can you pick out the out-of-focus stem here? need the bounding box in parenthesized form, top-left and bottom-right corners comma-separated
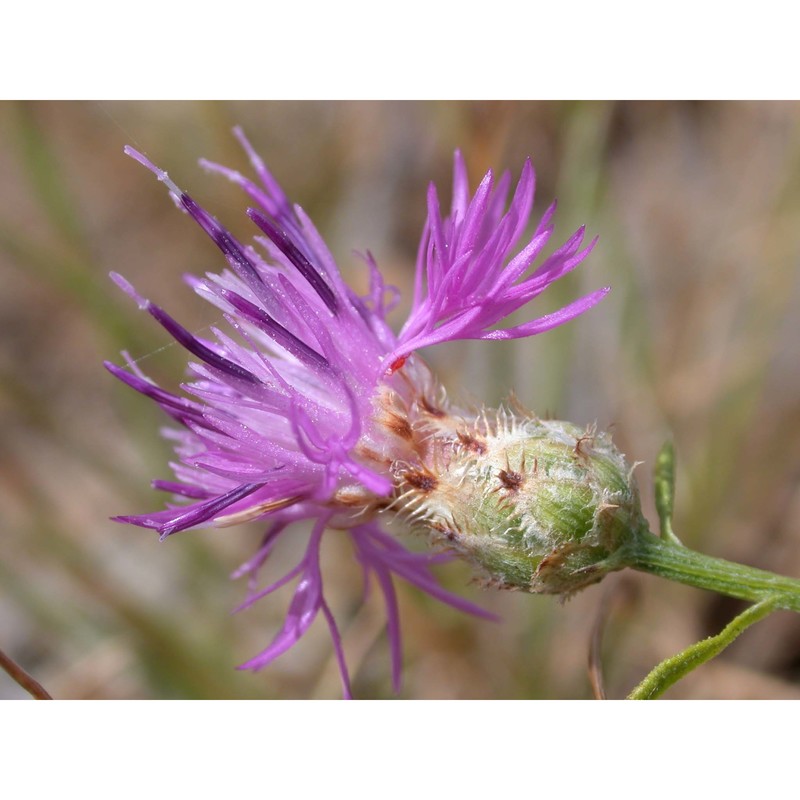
(0, 646, 53, 700)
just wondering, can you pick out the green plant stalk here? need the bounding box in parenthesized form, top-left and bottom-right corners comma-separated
(628, 595, 782, 699)
(621, 532, 800, 613)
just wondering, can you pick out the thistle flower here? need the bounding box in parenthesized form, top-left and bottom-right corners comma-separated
(107, 130, 610, 697)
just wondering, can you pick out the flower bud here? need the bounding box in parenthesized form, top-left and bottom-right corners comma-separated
(395, 412, 647, 595)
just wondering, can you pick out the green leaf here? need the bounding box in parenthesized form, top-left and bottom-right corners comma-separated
(654, 439, 681, 545)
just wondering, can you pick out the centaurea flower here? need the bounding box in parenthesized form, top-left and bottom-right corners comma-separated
(108, 130, 608, 697)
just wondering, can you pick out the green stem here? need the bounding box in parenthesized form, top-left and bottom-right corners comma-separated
(628, 595, 782, 699)
(623, 532, 800, 613)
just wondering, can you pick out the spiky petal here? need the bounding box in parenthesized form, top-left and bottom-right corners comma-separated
(394, 151, 608, 362)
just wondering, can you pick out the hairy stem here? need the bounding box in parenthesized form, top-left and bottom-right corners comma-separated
(623, 532, 800, 613)
(628, 595, 782, 699)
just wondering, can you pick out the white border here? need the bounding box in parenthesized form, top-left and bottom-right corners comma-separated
(3, 701, 796, 795)
(4, 2, 795, 99)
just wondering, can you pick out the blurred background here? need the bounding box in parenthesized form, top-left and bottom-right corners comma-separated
(2, 100, 800, 699)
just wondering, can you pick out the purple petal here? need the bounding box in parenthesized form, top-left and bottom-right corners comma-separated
(113, 481, 266, 539)
(218, 287, 330, 372)
(477, 287, 611, 340)
(320, 599, 353, 700)
(248, 208, 338, 314)
(237, 521, 327, 671)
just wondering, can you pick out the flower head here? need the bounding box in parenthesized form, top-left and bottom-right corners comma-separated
(107, 130, 608, 697)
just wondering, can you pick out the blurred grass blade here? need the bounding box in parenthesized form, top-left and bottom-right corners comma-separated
(12, 102, 90, 254)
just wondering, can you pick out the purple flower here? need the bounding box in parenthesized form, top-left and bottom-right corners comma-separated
(107, 129, 607, 697)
